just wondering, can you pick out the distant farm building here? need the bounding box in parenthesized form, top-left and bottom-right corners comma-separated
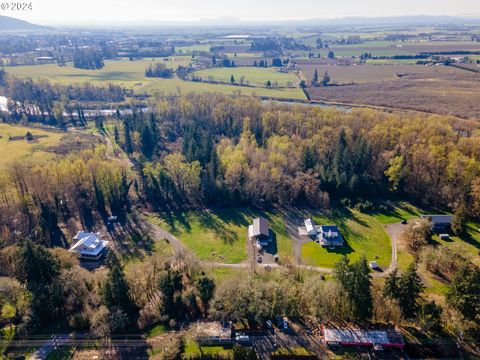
(420, 214, 452, 232)
(69, 231, 109, 260)
(0, 96, 7, 112)
(323, 326, 405, 351)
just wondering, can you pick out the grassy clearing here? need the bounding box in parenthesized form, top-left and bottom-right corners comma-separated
(0, 124, 64, 168)
(301, 209, 392, 269)
(182, 337, 232, 358)
(432, 222, 480, 266)
(139, 78, 306, 99)
(148, 208, 292, 264)
(146, 323, 168, 338)
(192, 67, 299, 87)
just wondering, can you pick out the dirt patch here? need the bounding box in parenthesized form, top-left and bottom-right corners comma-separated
(307, 66, 480, 119)
(45, 132, 101, 155)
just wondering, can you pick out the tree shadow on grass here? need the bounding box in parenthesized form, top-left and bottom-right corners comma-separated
(196, 208, 240, 245)
(159, 204, 191, 234)
(461, 224, 480, 250)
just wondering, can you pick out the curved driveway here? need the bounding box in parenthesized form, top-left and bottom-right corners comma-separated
(147, 214, 402, 277)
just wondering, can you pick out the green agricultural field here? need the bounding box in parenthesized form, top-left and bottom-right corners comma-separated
(148, 208, 292, 264)
(0, 124, 64, 168)
(6, 59, 306, 100)
(301, 209, 392, 269)
(139, 78, 306, 100)
(6, 57, 191, 88)
(176, 44, 212, 53)
(191, 67, 299, 87)
(366, 58, 421, 65)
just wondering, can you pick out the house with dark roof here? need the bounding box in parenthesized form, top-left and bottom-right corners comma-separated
(318, 225, 344, 247)
(420, 214, 452, 232)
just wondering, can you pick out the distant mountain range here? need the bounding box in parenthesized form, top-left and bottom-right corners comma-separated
(0, 15, 50, 31)
(60, 14, 480, 29)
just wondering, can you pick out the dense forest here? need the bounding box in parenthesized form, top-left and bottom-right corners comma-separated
(110, 95, 480, 226)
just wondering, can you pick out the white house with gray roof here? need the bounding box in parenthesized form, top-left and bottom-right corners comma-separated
(69, 231, 109, 260)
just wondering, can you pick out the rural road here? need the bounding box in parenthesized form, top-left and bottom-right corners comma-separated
(146, 215, 402, 277)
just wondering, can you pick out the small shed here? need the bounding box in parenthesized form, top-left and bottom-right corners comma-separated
(304, 218, 318, 237)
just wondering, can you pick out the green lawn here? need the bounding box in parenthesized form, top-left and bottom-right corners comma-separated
(148, 208, 292, 264)
(0, 124, 64, 169)
(191, 67, 299, 87)
(370, 202, 421, 225)
(182, 338, 232, 358)
(301, 209, 392, 269)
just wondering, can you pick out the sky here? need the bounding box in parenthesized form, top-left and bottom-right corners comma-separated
(4, 0, 480, 25)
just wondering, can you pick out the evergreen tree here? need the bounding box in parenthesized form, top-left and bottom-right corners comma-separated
(123, 119, 133, 154)
(321, 71, 331, 86)
(158, 268, 183, 319)
(312, 68, 319, 85)
(196, 273, 215, 308)
(383, 269, 400, 300)
(230, 75, 235, 84)
(140, 125, 154, 159)
(398, 263, 424, 318)
(93, 176, 107, 219)
(447, 264, 480, 322)
(13, 240, 59, 291)
(113, 125, 120, 144)
(334, 256, 372, 319)
(102, 252, 137, 317)
(382, 263, 424, 319)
